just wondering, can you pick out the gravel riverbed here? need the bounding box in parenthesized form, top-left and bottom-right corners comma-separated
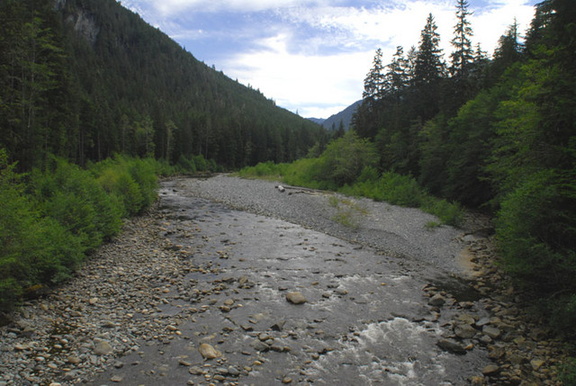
(0, 175, 567, 385)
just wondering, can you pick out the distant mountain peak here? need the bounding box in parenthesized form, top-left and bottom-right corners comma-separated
(307, 100, 361, 131)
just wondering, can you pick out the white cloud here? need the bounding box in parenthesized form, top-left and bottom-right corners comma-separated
(124, 0, 538, 118)
(139, 0, 335, 16)
(222, 32, 372, 117)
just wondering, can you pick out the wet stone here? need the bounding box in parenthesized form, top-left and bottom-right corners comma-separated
(428, 293, 446, 307)
(198, 343, 221, 359)
(482, 325, 501, 339)
(286, 292, 307, 305)
(437, 339, 467, 355)
(454, 323, 477, 339)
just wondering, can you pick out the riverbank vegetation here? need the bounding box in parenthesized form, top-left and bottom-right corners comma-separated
(0, 153, 170, 311)
(238, 131, 464, 227)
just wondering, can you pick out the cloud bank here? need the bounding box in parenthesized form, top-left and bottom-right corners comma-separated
(123, 0, 538, 118)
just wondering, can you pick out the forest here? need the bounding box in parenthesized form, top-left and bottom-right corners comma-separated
(241, 0, 576, 353)
(0, 0, 328, 172)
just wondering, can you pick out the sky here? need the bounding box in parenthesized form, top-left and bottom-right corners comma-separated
(121, 0, 539, 119)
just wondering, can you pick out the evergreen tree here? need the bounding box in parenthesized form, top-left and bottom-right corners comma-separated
(489, 19, 524, 83)
(362, 48, 386, 101)
(355, 48, 386, 139)
(414, 14, 445, 86)
(413, 13, 445, 121)
(385, 46, 410, 97)
(449, 0, 474, 80)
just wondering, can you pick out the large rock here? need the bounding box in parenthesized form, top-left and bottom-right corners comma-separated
(454, 324, 477, 339)
(428, 293, 446, 307)
(93, 340, 113, 356)
(286, 292, 307, 305)
(198, 343, 222, 359)
(436, 339, 467, 355)
(482, 325, 501, 339)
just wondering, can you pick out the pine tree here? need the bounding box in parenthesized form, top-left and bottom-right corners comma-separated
(413, 13, 445, 121)
(386, 46, 410, 96)
(363, 48, 386, 101)
(490, 19, 523, 82)
(414, 14, 445, 86)
(449, 0, 474, 80)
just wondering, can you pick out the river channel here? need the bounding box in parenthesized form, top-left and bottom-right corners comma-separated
(89, 176, 491, 385)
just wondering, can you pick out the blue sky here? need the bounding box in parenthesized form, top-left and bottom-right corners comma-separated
(122, 0, 539, 118)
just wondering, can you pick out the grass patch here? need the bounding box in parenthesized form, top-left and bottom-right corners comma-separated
(328, 196, 368, 229)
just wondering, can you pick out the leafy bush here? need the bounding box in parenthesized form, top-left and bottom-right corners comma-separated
(0, 153, 85, 311)
(0, 151, 161, 312)
(496, 170, 576, 293)
(91, 155, 158, 216)
(177, 154, 197, 173)
(316, 131, 378, 186)
(29, 158, 123, 250)
(559, 357, 576, 386)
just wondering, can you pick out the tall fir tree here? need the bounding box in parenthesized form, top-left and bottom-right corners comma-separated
(413, 13, 445, 121)
(362, 48, 386, 101)
(414, 13, 444, 85)
(449, 0, 474, 79)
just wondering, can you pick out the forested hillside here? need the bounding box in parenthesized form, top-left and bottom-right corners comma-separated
(352, 0, 576, 337)
(0, 0, 327, 172)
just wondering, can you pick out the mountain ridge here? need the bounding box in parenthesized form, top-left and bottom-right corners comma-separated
(307, 100, 361, 131)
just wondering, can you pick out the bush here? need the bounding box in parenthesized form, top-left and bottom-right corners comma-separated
(29, 158, 123, 250)
(91, 155, 158, 216)
(0, 151, 160, 313)
(496, 171, 576, 294)
(316, 131, 378, 187)
(177, 155, 197, 173)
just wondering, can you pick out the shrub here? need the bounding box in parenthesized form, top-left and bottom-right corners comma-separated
(0, 152, 162, 312)
(29, 158, 123, 250)
(92, 155, 158, 216)
(559, 357, 576, 386)
(496, 170, 576, 293)
(316, 131, 378, 186)
(177, 155, 197, 173)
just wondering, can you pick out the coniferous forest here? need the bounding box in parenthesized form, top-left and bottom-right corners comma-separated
(1, 0, 576, 373)
(0, 0, 327, 172)
(351, 0, 576, 340)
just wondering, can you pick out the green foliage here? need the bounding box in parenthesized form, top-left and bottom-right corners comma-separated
(237, 161, 288, 180)
(495, 170, 576, 293)
(91, 155, 158, 216)
(177, 155, 197, 173)
(0, 151, 85, 311)
(282, 158, 328, 190)
(559, 357, 576, 386)
(315, 131, 378, 187)
(0, 151, 160, 312)
(29, 158, 123, 250)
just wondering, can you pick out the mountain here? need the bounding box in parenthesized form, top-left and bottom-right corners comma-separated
(308, 118, 325, 126)
(308, 100, 361, 131)
(0, 0, 329, 170)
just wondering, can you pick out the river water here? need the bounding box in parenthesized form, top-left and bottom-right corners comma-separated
(90, 178, 491, 385)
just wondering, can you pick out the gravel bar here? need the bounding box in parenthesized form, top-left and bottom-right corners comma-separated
(167, 174, 470, 274)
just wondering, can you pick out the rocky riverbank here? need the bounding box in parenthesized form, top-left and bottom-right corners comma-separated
(426, 230, 567, 385)
(0, 176, 568, 385)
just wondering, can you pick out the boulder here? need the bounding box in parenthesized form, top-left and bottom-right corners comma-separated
(198, 343, 222, 359)
(286, 292, 307, 305)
